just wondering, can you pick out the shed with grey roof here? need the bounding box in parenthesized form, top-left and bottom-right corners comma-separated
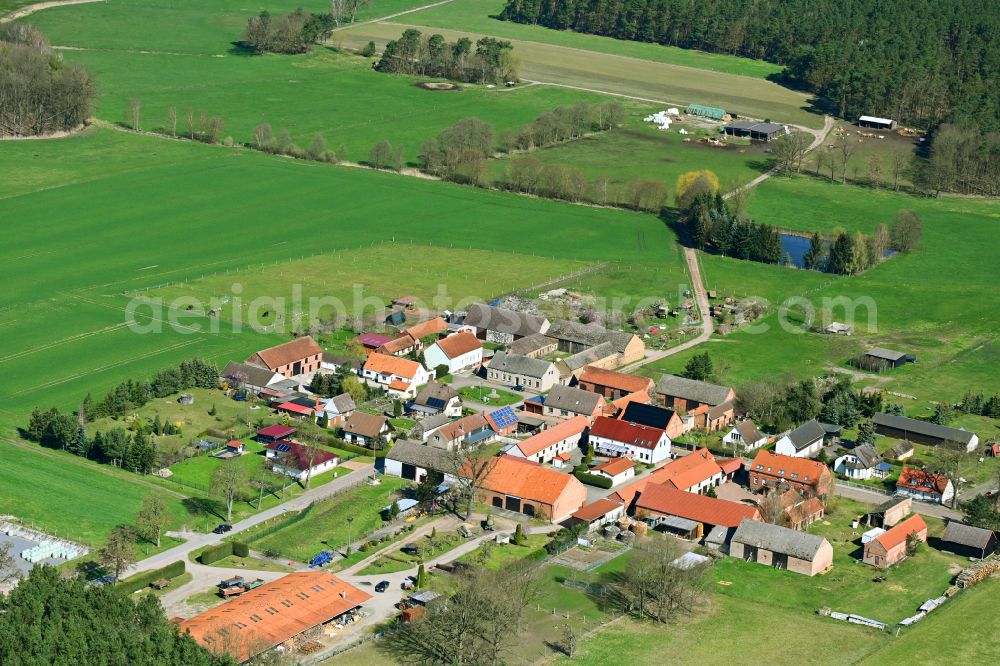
(383, 440, 451, 482)
(656, 375, 733, 407)
(730, 519, 833, 576)
(775, 419, 826, 458)
(942, 522, 997, 559)
(487, 352, 563, 391)
(724, 121, 788, 142)
(221, 361, 283, 393)
(873, 413, 979, 452)
(542, 384, 602, 419)
(463, 303, 549, 343)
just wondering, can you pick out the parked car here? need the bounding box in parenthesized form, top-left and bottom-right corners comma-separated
(512, 385, 525, 392)
(213, 524, 233, 534)
(375, 580, 390, 593)
(401, 578, 415, 590)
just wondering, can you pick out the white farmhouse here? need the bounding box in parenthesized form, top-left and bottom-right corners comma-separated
(423, 332, 483, 374)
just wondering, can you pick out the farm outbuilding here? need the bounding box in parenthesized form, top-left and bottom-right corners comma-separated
(686, 104, 727, 120)
(941, 521, 997, 559)
(724, 121, 788, 142)
(729, 519, 833, 576)
(858, 115, 896, 130)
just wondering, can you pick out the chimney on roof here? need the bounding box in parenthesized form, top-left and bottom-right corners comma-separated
(340, 590, 348, 599)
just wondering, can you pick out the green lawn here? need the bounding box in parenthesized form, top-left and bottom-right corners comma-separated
(456, 532, 548, 568)
(458, 386, 522, 406)
(859, 578, 1000, 665)
(242, 477, 409, 561)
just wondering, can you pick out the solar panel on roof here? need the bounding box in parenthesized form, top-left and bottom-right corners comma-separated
(426, 397, 446, 409)
(489, 406, 518, 429)
(274, 443, 291, 453)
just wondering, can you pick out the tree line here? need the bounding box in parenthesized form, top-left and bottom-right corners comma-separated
(21, 358, 219, 472)
(376, 29, 516, 84)
(0, 23, 96, 137)
(365, 102, 670, 211)
(243, 9, 336, 54)
(497, 0, 1000, 134)
(802, 209, 921, 274)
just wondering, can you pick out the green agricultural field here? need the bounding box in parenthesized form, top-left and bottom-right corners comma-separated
(146, 244, 591, 328)
(646, 176, 1000, 404)
(0, 442, 190, 546)
(377, 0, 784, 79)
(242, 477, 409, 561)
(338, 22, 820, 127)
(24, 0, 424, 54)
(0, 128, 677, 423)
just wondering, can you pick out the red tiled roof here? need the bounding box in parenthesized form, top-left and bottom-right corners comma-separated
(572, 498, 624, 522)
(635, 484, 760, 528)
(749, 450, 828, 485)
(364, 352, 423, 380)
(579, 366, 654, 394)
(277, 401, 313, 416)
(605, 390, 651, 416)
(716, 457, 744, 475)
(266, 440, 338, 471)
(591, 457, 635, 477)
(657, 449, 722, 491)
(405, 317, 448, 340)
(514, 416, 589, 457)
(590, 416, 665, 450)
(180, 573, 371, 662)
(248, 336, 322, 371)
(874, 514, 927, 551)
(897, 467, 950, 495)
(436, 332, 482, 359)
(257, 424, 296, 439)
(378, 334, 416, 355)
(479, 455, 582, 506)
(388, 379, 411, 391)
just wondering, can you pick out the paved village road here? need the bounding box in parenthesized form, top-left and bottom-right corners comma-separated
(130, 464, 374, 576)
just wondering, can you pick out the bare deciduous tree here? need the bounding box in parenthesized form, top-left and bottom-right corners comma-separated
(127, 98, 141, 131)
(135, 493, 169, 548)
(446, 446, 499, 520)
(613, 540, 708, 623)
(97, 526, 135, 583)
(211, 458, 248, 521)
(165, 106, 177, 137)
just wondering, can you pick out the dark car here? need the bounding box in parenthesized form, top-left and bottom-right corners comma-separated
(213, 524, 233, 534)
(375, 580, 390, 593)
(512, 385, 525, 392)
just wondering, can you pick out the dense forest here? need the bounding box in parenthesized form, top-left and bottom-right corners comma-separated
(0, 23, 96, 137)
(0, 567, 233, 665)
(497, 0, 1000, 132)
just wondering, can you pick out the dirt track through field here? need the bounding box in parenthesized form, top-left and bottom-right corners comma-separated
(1, 0, 104, 22)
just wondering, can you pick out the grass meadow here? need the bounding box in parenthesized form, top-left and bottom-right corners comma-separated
(645, 176, 1000, 405)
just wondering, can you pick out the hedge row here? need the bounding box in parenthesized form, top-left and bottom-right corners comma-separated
(118, 560, 185, 595)
(574, 471, 613, 489)
(198, 541, 249, 565)
(332, 438, 392, 458)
